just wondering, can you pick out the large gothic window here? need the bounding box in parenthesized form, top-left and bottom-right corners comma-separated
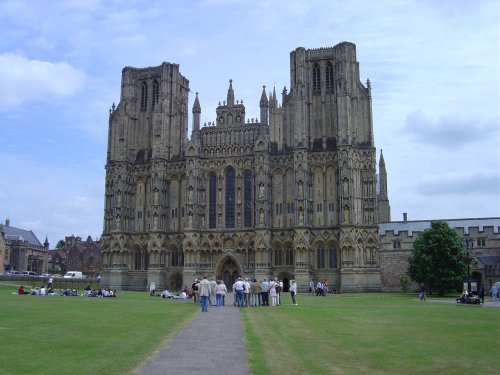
(152, 80, 159, 108)
(284, 247, 294, 266)
(171, 250, 184, 267)
(312, 63, 321, 92)
(329, 246, 337, 268)
(326, 62, 334, 92)
(225, 168, 235, 228)
(274, 249, 282, 266)
(244, 171, 252, 227)
(317, 245, 325, 269)
(134, 251, 141, 270)
(209, 174, 216, 229)
(140, 81, 148, 110)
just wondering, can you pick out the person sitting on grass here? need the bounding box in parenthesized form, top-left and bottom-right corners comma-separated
(18, 285, 29, 294)
(39, 285, 47, 295)
(161, 289, 174, 298)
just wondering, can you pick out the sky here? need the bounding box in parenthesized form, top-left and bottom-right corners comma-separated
(0, 0, 499, 246)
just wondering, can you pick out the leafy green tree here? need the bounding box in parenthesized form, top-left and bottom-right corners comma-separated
(400, 275, 410, 293)
(56, 240, 65, 249)
(408, 221, 466, 296)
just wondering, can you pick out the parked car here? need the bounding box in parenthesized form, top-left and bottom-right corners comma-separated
(39, 273, 52, 278)
(21, 271, 38, 276)
(63, 271, 84, 279)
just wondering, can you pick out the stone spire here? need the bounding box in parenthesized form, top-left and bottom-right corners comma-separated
(192, 92, 201, 132)
(377, 149, 391, 222)
(227, 79, 235, 107)
(259, 85, 269, 125)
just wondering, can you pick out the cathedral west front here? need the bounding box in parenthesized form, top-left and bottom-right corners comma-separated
(100, 42, 391, 292)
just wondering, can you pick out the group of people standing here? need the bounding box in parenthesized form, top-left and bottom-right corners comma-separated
(192, 276, 298, 312)
(309, 279, 330, 296)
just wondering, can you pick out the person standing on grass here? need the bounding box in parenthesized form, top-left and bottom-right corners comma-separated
(290, 280, 298, 305)
(316, 280, 324, 296)
(419, 284, 426, 301)
(269, 278, 278, 307)
(261, 278, 269, 306)
(491, 284, 498, 302)
(234, 277, 245, 307)
(199, 276, 211, 312)
(251, 278, 261, 306)
(244, 278, 251, 307)
(309, 279, 315, 295)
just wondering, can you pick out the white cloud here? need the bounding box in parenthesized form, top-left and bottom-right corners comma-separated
(0, 53, 86, 109)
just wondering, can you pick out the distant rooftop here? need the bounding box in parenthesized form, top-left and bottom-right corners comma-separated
(379, 217, 500, 236)
(0, 219, 43, 247)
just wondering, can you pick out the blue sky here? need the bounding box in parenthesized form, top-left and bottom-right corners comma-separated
(0, 0, 498, 245)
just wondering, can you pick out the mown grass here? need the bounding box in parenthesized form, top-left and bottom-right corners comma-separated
(0, 282, 198, 375)
(242, 293, 500, 375)
(2, 281, 499, 375)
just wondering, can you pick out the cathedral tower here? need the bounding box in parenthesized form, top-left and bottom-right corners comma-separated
(101, 42, 387, 292)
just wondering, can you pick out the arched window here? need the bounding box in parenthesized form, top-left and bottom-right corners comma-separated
(326, 62, 334, 92)
(152, 80, 159, 108)
(171, 250, 184, 267)
(312, 63, 321, 92)
(225, 168, 235, 228)
(140, 81, 148, 110)
(317, 245, 325, 269)
(274, 249, 282, 266)
(209, 173, 216, 229)
(285, 247, 294, 266)
(134, 250, 142, 270)
(244, 171, 252, 227)
(329, 246, 337, 269)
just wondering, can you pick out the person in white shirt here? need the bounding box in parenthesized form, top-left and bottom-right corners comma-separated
(290, 280, 298, 305)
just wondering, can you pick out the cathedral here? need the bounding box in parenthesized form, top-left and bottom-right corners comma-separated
(100, 42, 391, 292)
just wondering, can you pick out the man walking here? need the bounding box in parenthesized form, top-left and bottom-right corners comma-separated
(199, 275, 211, 312)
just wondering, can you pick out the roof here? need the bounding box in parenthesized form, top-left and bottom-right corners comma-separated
(476, 255, 500, 266)
(379, 217, 500, 236)
(0, 223, 43, 247)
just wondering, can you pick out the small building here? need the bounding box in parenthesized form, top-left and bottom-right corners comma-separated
(62, 235, 102, 279)
(0, 218, 49, 273)
(379, 216, 500, 292)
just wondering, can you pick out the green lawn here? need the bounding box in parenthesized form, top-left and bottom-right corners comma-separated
(1, 282, 499, 375)
(0, 282, 198, 375)
(241, 293, 500, 375)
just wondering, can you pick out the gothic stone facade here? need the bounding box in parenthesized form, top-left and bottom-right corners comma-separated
(101, 42, 390, 291)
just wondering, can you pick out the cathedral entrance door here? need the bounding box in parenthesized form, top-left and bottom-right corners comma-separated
(219, 257, 240, 292)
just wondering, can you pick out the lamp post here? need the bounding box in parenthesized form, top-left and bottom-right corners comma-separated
(462, 234, 474, 292)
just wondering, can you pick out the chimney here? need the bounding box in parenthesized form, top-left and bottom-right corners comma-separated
(5, 218, 10, 227)
(403, 213, 407, 222)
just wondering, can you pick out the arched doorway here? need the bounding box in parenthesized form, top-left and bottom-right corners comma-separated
(169, 273, 183, 291)
(216, 255, 242, 292)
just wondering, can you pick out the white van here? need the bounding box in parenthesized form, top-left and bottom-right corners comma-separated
(63, 271, 84, 279)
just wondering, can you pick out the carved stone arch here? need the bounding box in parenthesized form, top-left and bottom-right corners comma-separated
(214, 252, 244, 290)
(277, 271, 293, 292)
(169, 272, 183, 291)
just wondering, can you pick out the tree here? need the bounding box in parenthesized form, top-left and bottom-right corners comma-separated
(56, 240, 65, 249)
(408, 221, 466, 296)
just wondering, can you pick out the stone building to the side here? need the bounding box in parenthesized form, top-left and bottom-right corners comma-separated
(100, 42, 391, 292)
(379, 216, 500, 292)
(0, 218, 49, 274)
(50, 235, 102, 278)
